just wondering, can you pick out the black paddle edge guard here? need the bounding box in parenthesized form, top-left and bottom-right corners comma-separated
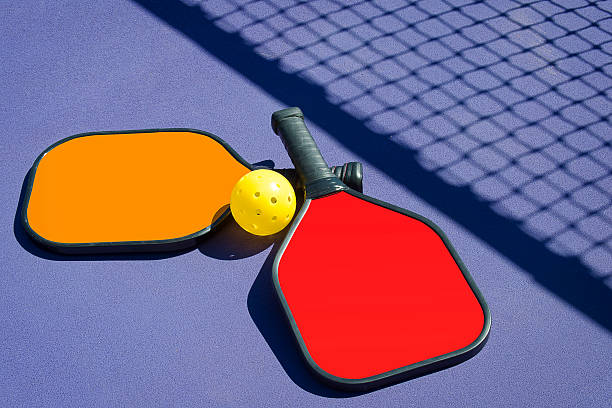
(21, 128, 363, 254)
(272, 190, 491, 391)
(272, 107, 347, 199)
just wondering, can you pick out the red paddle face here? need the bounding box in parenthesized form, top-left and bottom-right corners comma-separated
(273, 190, 489, 387)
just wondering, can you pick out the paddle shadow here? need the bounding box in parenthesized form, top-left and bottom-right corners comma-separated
(246, 240, 369, 398)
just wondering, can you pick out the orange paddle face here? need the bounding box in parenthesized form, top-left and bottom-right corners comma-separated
(23, 130, 250, 251)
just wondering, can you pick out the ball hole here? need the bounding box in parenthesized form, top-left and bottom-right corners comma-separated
(256, 209, 262, 216)
(286, 215, 290, 220)
(272, 216, 277, 221)
(254, 192, 260, 198)
(270, 197, 277, 204)
(287, 196, 292, 202)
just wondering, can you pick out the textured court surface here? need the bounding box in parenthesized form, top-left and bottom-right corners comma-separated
(1, 1, 611, 407)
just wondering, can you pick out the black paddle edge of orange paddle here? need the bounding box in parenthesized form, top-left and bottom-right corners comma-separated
(20, 128, 246, 254)
(271, 189, 491, 392)
(21, 129, 365, 254)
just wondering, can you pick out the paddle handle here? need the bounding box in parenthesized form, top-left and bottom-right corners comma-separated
(271, 107, 346, 198)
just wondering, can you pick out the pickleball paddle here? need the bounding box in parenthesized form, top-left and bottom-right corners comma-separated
(271, 108, 490, 390)
(22, 128, 363, 253)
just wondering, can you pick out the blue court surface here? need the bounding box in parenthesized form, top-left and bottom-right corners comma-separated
(1, 1, 611, 406)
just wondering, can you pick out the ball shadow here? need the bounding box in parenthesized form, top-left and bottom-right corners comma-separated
(197, 215, 281, 260)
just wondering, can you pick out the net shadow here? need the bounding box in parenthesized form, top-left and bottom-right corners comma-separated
(131, 0, 612, 329)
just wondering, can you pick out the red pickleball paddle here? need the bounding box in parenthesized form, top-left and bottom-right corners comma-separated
(271, 107, 490, 390)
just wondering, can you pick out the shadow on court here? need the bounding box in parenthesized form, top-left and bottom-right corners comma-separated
(246, 240, 367, 398)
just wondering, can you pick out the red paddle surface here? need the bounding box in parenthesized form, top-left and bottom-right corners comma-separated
(277, 191, 485, 380)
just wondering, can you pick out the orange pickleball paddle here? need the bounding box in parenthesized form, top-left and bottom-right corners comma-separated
(22, 129, 362, 253)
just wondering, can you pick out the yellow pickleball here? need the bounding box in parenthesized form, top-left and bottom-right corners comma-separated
(230, 169, 297, 236)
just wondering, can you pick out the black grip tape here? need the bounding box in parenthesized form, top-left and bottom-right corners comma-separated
(271, 107, 347, 198)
